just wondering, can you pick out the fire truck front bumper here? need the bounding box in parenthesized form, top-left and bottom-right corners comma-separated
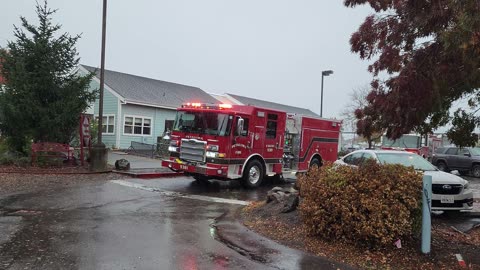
(161, 159, 229, 178)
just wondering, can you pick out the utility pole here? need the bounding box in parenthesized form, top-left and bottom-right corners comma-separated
(90, 0, 108, 171)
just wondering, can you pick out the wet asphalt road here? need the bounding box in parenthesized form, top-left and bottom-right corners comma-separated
(0, 177, 257, 270)
(0, 174, 478, 270)
(0, 176, 351, 270)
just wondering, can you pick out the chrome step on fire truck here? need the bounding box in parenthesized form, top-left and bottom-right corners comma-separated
(161, 103, 341, 188)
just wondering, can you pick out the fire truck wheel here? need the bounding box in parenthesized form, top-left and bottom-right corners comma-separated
(309, 158, 321, 169)
(242, 160, 264, 188)
(193, 174, 210, 184)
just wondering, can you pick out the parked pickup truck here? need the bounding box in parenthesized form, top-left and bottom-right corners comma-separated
(431, 147, 480, 177)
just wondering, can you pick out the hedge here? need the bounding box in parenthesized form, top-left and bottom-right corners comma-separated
(298, 160, 423, 248)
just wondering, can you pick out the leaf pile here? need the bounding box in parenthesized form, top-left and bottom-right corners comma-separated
(298, 161, 422, 248)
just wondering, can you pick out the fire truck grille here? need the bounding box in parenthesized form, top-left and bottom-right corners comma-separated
(180, 139, 206, 163)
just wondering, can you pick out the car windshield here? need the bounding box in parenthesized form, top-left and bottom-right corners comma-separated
(470, 148, 480, 156)
(376, 153, 437, 171)
(173, 111, 233, 136)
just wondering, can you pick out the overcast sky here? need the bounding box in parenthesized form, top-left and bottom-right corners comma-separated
(1, 0, 373, 122)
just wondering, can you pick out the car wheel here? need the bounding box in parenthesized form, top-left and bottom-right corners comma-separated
(436, 161, 449, 172)
(242, 159, 264, 188)
(471, 165, 480, 178)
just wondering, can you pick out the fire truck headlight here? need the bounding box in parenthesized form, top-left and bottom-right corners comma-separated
(206, 151, 218, 158)
(168, 146, 179, 152)
(206, 145, 219, 152)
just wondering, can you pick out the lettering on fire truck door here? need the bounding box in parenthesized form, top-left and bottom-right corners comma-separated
(233, 116, 250, 158)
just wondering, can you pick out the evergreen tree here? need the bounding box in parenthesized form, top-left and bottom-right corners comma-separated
(0, 1, 97, 153)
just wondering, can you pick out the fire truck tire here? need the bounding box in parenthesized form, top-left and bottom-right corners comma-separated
(193, 174, 210, 184)
(310, 158, 322, 169)
(242, 159, 264, 188)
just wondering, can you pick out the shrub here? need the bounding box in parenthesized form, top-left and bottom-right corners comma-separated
(0, 155, 15, 165)
(298, 160, 422, 249)
(36, 156, 64, 167)
(14, 157, 31, 167)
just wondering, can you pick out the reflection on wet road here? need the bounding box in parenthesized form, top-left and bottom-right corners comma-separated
(0, 180, 264, 269)
(124, 175, 295, 203)
(1, 173, 477, 270)
(0, 175, 344, 270)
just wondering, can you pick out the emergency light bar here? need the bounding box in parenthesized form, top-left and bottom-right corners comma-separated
(182, 103, 233, 110)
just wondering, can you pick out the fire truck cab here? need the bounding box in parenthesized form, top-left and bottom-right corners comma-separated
(162, 103, 341, 188)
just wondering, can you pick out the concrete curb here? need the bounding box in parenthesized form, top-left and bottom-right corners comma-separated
(112, 170, 184, 179)
(0, 170, 113, 175)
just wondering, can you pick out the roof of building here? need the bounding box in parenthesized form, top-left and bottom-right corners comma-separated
(81, 65, 218, 109)
(208, 93, 242, 105)
(225, 93, 319, 117)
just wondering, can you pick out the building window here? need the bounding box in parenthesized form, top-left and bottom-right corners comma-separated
(164, 120, 174, 134)
(100, 115, 115, 135)
(124, 116, 152, 136)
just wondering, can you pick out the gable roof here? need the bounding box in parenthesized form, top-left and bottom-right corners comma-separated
(225, 93, 319, 117)
(81, 65, 218, 109)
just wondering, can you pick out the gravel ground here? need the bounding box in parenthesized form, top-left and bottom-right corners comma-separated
(242, 201, 480, 270)
(0, 165, 128, 196)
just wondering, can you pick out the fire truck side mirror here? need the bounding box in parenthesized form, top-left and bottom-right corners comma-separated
(237, 117, 244, 136)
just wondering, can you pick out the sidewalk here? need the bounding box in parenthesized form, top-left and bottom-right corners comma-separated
(108, 151, 181, 178)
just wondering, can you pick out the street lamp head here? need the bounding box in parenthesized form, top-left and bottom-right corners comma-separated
(322, 70, 334, 76)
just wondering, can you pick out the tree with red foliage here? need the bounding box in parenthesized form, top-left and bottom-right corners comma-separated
(345, 0, 480, 147)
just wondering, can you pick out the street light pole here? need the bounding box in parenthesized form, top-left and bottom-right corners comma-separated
(320, 70, 333, 118)
(90, 0, 108, 171)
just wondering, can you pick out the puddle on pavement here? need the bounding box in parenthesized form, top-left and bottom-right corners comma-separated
(434, 212, 480, 233)
(209, 221, 268, 264)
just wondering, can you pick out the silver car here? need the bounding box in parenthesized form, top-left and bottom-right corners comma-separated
(335, 150, 474, 211)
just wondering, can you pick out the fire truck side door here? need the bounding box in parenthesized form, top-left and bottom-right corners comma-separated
(233, 116, 251, 159)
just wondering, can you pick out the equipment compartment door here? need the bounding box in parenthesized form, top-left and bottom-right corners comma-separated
(264, 112, 284, 161)
(252, 110, 266, 156)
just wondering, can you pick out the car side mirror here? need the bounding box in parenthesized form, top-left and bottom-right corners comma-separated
(464, 153, 471, 157)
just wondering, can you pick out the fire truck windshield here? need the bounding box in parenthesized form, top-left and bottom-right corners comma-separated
(382, 135, 421, 148)
(173, 111, 233, 136)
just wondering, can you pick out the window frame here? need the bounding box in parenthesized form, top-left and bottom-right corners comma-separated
(98, 114, 115, 135)
(445, 148, 458, 155)
(266, 113, 278, 139)
(123, 115, 153, 137)
(459, 148, 470, 156)
(343, 152, 364, 166)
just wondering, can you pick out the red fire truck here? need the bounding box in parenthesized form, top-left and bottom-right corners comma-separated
(161, 103, 341, 188)
(381, 134, 443, 159)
